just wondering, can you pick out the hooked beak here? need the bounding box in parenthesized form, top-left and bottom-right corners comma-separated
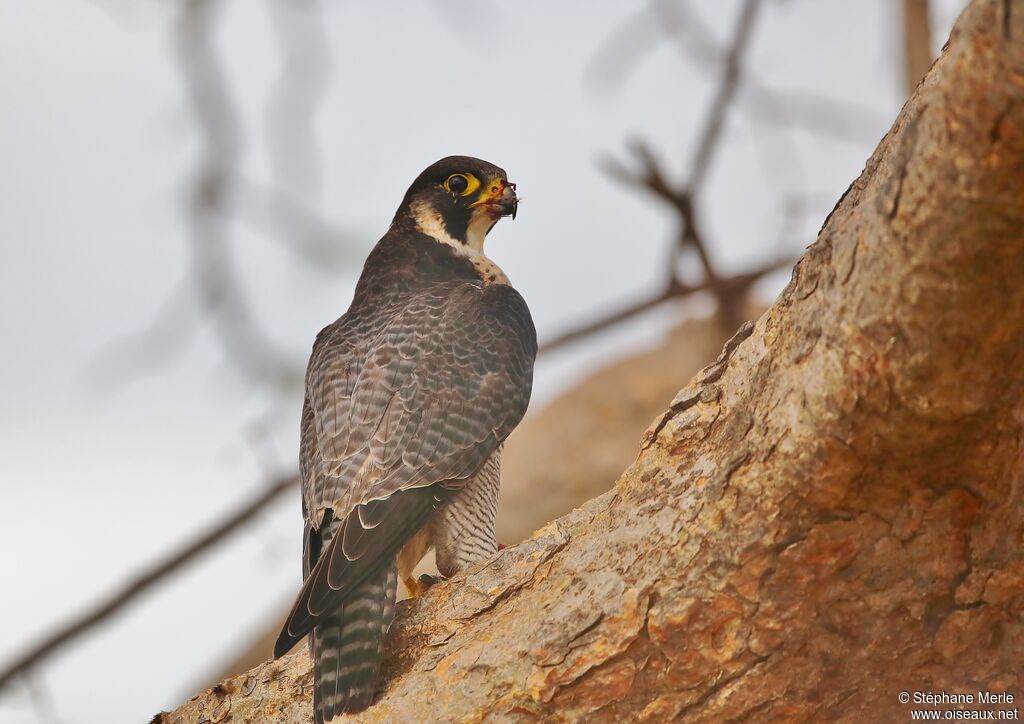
(470, 180, 518, 220)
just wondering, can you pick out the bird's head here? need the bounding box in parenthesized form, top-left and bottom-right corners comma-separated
(395, 156, 518, 252)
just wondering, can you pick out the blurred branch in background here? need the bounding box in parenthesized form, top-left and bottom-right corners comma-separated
(903, 0, 933, 94)
(1, 0, 336, 704)
(545, 0, 781, 350)
(587, 0, 887, 143)
(265, 0, 330, 201)
(2, 0, 340, 704)
(175, 0, 297, 388)
(88, 0, 349, 394)
(684, 0, 760, 192)
(0, 475, 298, 693)
(231, 177, 359, 271)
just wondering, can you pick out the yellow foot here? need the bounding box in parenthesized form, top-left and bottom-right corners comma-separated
(403, 573, 447, 597)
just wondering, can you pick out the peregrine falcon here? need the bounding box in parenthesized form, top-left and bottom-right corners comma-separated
(273, 156, 537, 721)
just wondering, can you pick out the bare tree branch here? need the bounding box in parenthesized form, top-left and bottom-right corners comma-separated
(601, 141, 718, 284)
(265, 0, 330, 204)
(588, 0, 887, 143)
(539, 257, 791, 355)
(686, 0, 760, 191)
(904, 0, 934, 94)
(231, 177, 364, 272)
(545, 0, 777, 345)
(176, 0, 298, 388)
(89, 0, 346, 395)
(84, 278, 204, 391)
(0, 476, 298, 693)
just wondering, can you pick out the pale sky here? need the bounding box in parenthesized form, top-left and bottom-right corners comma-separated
(0, 1, 966, 721)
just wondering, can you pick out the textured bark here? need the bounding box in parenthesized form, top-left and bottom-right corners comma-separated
(197, 314, 738, 690)
(163, 1, 1024, 721)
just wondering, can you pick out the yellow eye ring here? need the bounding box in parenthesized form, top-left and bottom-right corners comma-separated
(444, 173, 480, 197)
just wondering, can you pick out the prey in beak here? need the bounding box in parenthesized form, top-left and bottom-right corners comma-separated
(407, 158, 520, 254)
(470, 179, 519, 220)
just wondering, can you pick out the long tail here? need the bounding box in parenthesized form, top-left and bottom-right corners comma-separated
(310, 560, 398, 722)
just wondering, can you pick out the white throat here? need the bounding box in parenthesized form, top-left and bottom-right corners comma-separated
(411, 201, 493, 252)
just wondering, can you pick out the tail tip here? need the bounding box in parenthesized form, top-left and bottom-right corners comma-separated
(319, 687, 376, 721)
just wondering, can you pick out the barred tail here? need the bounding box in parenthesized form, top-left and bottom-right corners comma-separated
(310, 559, 397, 722)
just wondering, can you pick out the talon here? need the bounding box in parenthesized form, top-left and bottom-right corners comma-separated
(418, 573, 446, 590)
(403, 576, 422, 597)
(404, 573, 447, 597)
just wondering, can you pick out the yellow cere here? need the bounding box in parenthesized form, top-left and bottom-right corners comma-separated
(444, 173, 480, 197)
(468, 178, 504, 208)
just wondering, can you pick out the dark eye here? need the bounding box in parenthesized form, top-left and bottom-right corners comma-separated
(447, 174, 469, 195)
